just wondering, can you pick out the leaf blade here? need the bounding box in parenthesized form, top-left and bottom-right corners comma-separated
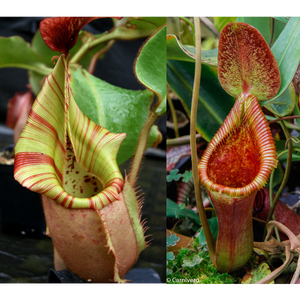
(167, 59, 235, 141)
(0, 36, 51, 75)
(218, 22, 281, 100)
(70, 67, 162, 165)
(135, 25, 167, 115)
(269, 17, 300, 102)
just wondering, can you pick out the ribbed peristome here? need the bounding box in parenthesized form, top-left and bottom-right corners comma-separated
(198, 92, 277, 199)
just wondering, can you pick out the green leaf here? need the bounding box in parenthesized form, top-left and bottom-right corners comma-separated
(261, 17, 300, 106)
(31, 29, 60, 67)
(167, 252, 175, 261)
(166, 198, 201, 226)
(179, 218, 194, 230)
(273, 17, 289, 24)
(166, 34, 217, 66)
(264, 83, 296, 117)
(182, 170, 193, 183)
(167, 59, 235, 142)
(201, 48, 218, 66)
(135, 25, 166, 115)
(182, 255, 203, 268)
(294, 98, 300, 129)
(167, 233, 180, 247)
(129, 17, 166, 30)
(0, 36, 52, 75)
(214, 17, 237, 32)
(166, 34, 195, 62)
(275, 140, 300, 162)
(166, 169, 182, 182)
(70, 67, 161, 165)
(198, 217, 218, 244)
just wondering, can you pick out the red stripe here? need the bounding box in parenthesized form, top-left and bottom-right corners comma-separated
(15, 152, 63, 182)
(60, 194, 70, 207)
(48, 73, 64, 100)
(89, 198, 95, 209)
(28, 111, 65, 155)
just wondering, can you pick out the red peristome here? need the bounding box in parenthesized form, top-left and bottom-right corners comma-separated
(40, 14, 123, 54)
(199, 93, 277, 198)
(14, 151, 63, 182)
(218, 22, 281, 100)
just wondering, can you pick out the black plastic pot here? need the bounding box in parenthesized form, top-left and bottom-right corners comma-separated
(0, 164, 46, 238)
(48, 268, 162, 283)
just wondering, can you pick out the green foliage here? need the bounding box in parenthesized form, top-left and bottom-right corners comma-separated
(182, 254, 203, 267)
(0, 36, 52, 75)
(167, 252, 175, 261)
(166, 246, 238, 284)
(166, 225, 236, 283)
(182, 170, 193, 183)
(197, 217, 218, 244)
(166, 198, 201, 227)
(0, 17, 166, 165)
(70, 68, 161, 165)
(135, 25, 166, 115)
(213, 17, 237, 32)
(168, 17, 300, 121)
(167, 60, 235, 142)
(166, 233, 180, 247)
(166, 169, 193, 183)
(166, 169, 182, 182)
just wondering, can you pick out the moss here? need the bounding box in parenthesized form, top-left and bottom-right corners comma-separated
(167, 246, 239, 284)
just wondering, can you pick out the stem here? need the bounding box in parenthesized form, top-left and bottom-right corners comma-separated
(256, 245, 294, 284)
(179, 17, 195, 44)
(291, 256, 300, 284)
(88, 40, 115, 74)
(70, 33, 113, 64)
(167, 88, 179, 138)
(128, 112, 158, 184)
(190, 17, 215, 260)
(70, 27, 154, 64)
(167, 134, 202, 147)
(264, 121, 293, 238)
(268, 166, 281, 241)
(269, 17, 275, 47)
(268, 115, 300, 124)
(266, 115, 300, 131)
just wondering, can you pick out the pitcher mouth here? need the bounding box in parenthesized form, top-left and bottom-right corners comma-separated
(198, 93, 277, 198)
(14, 55, 126, 210)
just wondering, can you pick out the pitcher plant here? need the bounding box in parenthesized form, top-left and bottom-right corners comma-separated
(198, 22, 280, 273)
(11, 17, 166, 282)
